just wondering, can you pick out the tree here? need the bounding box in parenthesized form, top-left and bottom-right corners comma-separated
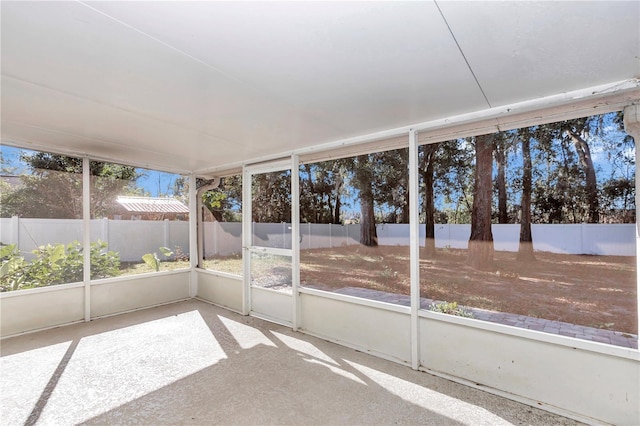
(374, 149, 410, 224)
(494, 132, 516, 224)
(420, 143, 438, 256)
(353, 154, 378, 246)
(467, 134, 495, 271)
(440, 139, 475, 224)
(517, 128, 536, 261)
(251, 170, 291, 223)
(532, 123, 586, 223)
(299, 161, 341, 224)
(201, 175, 242, 222)
(1, 151, 141, 219)
(598, 111, 635, 223)
(562, 118, 599, 223)
(601, 178, 635, 222)
(331, 161, 347, 224)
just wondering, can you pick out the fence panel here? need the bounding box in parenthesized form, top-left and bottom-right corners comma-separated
(4, 218, 84, 261)
(2, 218, 636, 259)
(203, 222, 242, 257)
(532, 224, 584, 254)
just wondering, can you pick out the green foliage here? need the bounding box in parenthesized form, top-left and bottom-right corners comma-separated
(428, 301, 473, 318)
(141, 247, 174, 272)
(200, 175, 242, 222)
(251, 171, 291, 223)
(379, 264, 397, 280)
(0, 149, 141, 219)
(0, 244, 26, 286)
(0, 240, 120, 292)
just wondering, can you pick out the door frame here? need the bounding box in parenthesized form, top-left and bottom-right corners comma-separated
(242, 156, 300, 328)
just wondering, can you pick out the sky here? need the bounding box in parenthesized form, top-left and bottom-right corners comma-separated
(0, 145, 181, 197)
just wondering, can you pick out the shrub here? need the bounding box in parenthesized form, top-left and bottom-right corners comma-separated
(0, 240, 120, 292)
(428, 301, 473, 318)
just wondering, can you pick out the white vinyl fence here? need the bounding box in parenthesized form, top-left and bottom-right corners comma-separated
(203, 222, 636, 257)
(1, 217, 635, 261)
(0, 217, 189, 262)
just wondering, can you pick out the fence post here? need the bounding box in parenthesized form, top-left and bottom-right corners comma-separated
(10, 215, 20, 248)
(102, 218, 109, 246)
(329, 223, 332, 249)
(164, 219, 170, 251)
(213, 221, 219, 256)
(307, 222, 311, 250)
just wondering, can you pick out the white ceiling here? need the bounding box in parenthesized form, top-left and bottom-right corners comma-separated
(1, 1, 639, 176)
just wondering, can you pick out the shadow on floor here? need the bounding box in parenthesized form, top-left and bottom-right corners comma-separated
(1, 299, 582, 425)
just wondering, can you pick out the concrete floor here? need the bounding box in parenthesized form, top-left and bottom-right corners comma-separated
(1, 299, 583, 425)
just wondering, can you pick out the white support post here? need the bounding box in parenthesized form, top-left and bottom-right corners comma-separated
(82, 157, 91, 322)
(409, 129, 420, 370)
(292, 154, 301, 331)
(188, 174, 198, 297)
(242, 166, 252, 315)
(623, 104, 640, 344)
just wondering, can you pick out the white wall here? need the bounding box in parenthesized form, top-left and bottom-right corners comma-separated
(90, 271, 190, 318)
(196, 270, 242, 313)
(299, 290, 412, 365)
(419, 313, 639, 425)
(0, 272, 191, 337)
(0, 284, 84, 336)
(297, 289, 639, 424)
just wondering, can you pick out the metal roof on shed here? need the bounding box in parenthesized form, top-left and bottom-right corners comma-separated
(116, 196, 188, 214)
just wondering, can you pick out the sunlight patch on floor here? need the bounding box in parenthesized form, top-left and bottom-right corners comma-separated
(344, 360, 515, 426)
(270, 330, 338, 365)
(1, 341, 73, 425)
(6, 310, 225, 425)
(302, 358, 367, 385)
(218, 315, 277, 350)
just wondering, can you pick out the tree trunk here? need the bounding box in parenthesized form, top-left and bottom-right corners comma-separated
(567, 129, 599, 223)
(468, 134, 495, 271)
(400, 189, 410, 224)
(399, 149, 410, 224)
(355, 155, 378, 246)
(421, 144, 438, 256)
(333, 191, 341, 224)
(359, 188, 378, 246)
(333, 165, 343, 224)
(517, 132, 536, 261)
(494, 137, 508, 223)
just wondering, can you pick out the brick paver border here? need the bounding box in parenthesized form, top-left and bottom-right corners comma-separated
(331, 287, 638, 349)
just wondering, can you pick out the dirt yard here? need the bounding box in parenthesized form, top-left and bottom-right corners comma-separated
(299, 246, 638, 335)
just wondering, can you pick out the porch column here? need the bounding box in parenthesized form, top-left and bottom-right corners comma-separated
(409, 129, 420, 370)
(623, 104, 640, 344)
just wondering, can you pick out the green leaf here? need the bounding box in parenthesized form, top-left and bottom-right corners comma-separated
(142, 253, 160, 272)
(159, 247, 173, 258)
(0, 244, 17, 259)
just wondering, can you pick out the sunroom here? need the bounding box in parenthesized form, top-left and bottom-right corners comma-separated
(1, 1, 639, 425)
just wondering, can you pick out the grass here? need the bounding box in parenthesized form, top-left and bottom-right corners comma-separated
(119, 260, 190, 276)
(201, 245, 638, 335)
